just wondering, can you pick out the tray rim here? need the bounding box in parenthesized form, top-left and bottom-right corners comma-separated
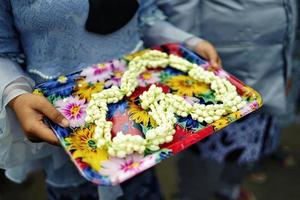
(36, 43, 263, 186)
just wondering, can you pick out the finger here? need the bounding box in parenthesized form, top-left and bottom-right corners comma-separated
(34, 96, 69, 127)
(214, 56, 222, 68)
(195, 41, 219, 68)
(217, 56, 223, 67)
(206, 49, 219, 68)
(28, 122, 60, 146)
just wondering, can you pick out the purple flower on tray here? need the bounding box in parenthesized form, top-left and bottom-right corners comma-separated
(54, 96, 87, 128)
(99, 154, 156, 184)
(105, 59, 127, 87)
(81, 63, 113, 83)
(138, 70, 161, 87)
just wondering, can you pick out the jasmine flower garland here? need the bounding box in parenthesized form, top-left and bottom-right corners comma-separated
(85, 50, 246, 158)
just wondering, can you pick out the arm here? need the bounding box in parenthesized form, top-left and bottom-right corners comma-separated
(138, 0, 221, 67)
(0, 0, 68, 147)
(138, 0, 195, 47)
(0, 0, 34, 108)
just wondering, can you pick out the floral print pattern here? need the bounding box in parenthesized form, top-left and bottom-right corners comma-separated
(105, 60, 127, 87)
(74, 80, 104, 100)
(80, 63, 113, 83)
(99, 154, 156, 184)
(54, 96, 87, 128)
(65, 126, 108, 171)
(166, 75, 210, 96)
(34, 44, 262, 186)
(128, 102, 157, 127)
(138, 70, 161, 87)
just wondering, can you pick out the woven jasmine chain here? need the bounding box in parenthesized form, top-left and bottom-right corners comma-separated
(85, 50, 246, 158)
(85, 100, 108, 123)
(191, 104, 226, 123)
(139, 85, 177, 151)
(146, 125, 175, 151)
(147, 59, 169, 69)
(141, 50, 168, 61)
(108, 132, 146, 158)
(139, 84, 165, 110)
(169, 54, 195, 72)
(93, 86, 124, 104)
(135, 50, 169, 69)
(188, 64, 244, 113)
(164, 93, 193, 117)
(94, 121, 113, 147)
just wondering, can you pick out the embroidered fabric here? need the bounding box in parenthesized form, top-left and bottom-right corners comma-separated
(196, 111, 280, 164)
(0, 53, 25, 66)
(12, 1, 140, 80)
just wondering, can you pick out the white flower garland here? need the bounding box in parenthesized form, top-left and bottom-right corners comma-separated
(85, 50, 246, 158)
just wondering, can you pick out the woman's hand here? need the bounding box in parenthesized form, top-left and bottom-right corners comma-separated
(9, 93, 69, 145)
(194, 40, 222, 68)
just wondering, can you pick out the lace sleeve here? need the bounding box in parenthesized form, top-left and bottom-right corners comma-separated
(0, 0, 31, 108)
(0, 53, 26, 68)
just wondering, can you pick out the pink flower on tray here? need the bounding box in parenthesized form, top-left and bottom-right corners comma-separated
(105, 77, 121, 88)
(111, 59, 127, 71)
(54, 96, 87, 128)
(214, 68, 230, 79)
(105, 60, 127, 87)
(183, 96, 200, 105)
(138, 70, 160, 87)
(81, 63, 113, 83)
(99, 154, 156, 184)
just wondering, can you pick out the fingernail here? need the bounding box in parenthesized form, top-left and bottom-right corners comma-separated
(61, 118, 69, 127)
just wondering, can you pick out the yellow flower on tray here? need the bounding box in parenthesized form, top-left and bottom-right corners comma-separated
(57, 75, 68, 83)
(124, 50, 148, 61)
(167, 75, 210, 96)
(211, 118, 229, 131)
(241, 86, 260, 102)
(65, 125, 108, 171)
(74, 80, 104, 100)
(33, 88, 44, 96)
(228, 111, 241, 121)
(243, 86, 263, 107)
(128, 102, 157, 127)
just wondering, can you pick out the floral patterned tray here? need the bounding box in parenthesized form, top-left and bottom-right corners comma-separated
(34, 44, 262, 186)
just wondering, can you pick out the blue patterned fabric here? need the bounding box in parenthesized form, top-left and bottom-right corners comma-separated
(3, 1, 141, 82)
(46, 169, 162, 200)
(196, 111, 280, 164)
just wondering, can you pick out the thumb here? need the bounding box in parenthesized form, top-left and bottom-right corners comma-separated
(35, 96, 69, 127)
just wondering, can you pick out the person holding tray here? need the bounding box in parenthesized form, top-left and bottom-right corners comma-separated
(154, 0, 297, 199)
(0, 0, 221, 199)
